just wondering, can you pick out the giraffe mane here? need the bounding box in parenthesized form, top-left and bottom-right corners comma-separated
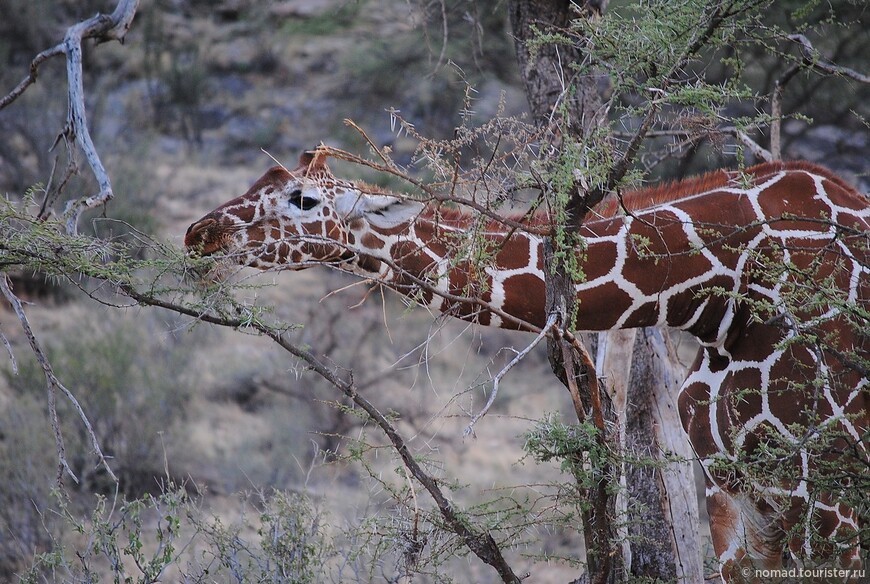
(594, 160, 864, 219)
(343, 161, 864, 231)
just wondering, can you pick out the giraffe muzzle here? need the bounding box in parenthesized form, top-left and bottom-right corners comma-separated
(184, 217, 223, 256)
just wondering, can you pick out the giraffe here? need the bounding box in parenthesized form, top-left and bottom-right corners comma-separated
(185, 149, 870, 582)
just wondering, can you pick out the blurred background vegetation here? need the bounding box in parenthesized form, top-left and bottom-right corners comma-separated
(0, 0, 867, 581)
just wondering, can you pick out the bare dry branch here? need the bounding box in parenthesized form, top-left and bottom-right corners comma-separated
(787, 33, 870, 84)
(769, 64, 800, 161)
(0, 0, 140, 233)
(0, 273, 118, 487)
(463, 312, 556, 437)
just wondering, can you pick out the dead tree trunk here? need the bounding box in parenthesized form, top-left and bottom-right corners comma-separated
(626, 329, 702, 582)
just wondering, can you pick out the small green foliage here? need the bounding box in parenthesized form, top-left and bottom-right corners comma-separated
(524, 414, 614, 492)
(629, 233, 655, 260)
(19, 485, 332, 584)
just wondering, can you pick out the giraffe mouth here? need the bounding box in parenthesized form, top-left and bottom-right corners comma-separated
(184, 217, 229, 257)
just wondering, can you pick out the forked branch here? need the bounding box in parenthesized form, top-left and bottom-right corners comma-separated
(786, 34, 870, 84)
(768, 34, 870, 160)
(0, 0, 141, 233)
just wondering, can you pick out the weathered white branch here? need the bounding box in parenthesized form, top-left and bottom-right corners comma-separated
(60, 0, 141, 233)
(463, 312, 557, 437)
(0, 1, 140, 233)
(768, 60, 801, 162)
(733, 129, 772, 162)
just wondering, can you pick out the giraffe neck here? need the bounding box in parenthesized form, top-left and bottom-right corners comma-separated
(341, 199, 736, 338)
(341, 162, 869, 347)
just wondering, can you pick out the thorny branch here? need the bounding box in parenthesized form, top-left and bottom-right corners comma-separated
(323, 135, 553, 237)
(612, 27, 870, 171)
(0, 0, 141, 234)
(114, 283, 523, 584)
(769, 64, 799, 161)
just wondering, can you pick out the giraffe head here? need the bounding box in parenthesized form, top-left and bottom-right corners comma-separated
(184, 150, 423, 273)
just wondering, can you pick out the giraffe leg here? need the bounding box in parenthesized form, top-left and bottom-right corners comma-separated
(705, 481, 786, 583)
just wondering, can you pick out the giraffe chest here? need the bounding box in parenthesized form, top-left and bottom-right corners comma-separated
(678, 320, 869, 465)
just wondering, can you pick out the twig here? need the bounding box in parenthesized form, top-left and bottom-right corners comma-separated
(0, 273, 118, 486)
(463, 313, 556, 437)
(770, 64, 800, 161)
(769, 33, 870, 161)
(0, 323, 16, 375)
(786, 34, 870, 84)
(344, 119, 395, 168)
(558, 330, 586, 425)
(566, 329, 605, 432)
(0, 46, 64, 110)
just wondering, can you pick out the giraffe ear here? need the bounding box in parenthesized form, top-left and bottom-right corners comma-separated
(299, 148, 330, 175)
(334, 191, 423, 228)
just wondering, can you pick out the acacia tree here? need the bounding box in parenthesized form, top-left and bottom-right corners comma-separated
(1, 0, 868, 583)
(510, 1, 701, 581)
(509, 0, 867, 582)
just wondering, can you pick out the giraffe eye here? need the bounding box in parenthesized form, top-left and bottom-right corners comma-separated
(288, 189, 319, 211)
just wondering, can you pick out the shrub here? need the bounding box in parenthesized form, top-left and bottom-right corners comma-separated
(19, 484, 332, 584)
(2, 310, 193, 496)
(0, 395, 62, 580)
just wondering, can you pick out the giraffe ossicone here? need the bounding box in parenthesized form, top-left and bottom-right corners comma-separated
(186, 149, 869, 582)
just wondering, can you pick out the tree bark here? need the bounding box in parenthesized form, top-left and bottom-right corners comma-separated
(628, 329, 703, 582)
(593, 328, 702, 582)
(543, 239, 622, 584)
(509, 0, 608, 139)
